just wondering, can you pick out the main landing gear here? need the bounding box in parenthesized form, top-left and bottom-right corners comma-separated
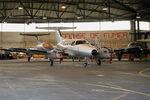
(49, 58, 63, 67)
(97, 59, 101, 66)
(84, 57, 102, 68)
(27, 55, 32, 62)
(84, 57, 89, 68)
(49, 59, 54, 66)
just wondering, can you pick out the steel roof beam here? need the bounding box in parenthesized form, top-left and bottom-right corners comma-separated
(77, 7, 119, 17)
(111, 0, 137, 13)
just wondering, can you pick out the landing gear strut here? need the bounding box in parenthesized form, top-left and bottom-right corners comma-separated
(59, 58, 63, 64)
(97, 59, 101, 66)
(84, 63, 88, 68)
(28, 55, 32, 62)
(84, 57, 89, 68)
(28, 57, 31, 62)
(49, 59, 54, 66)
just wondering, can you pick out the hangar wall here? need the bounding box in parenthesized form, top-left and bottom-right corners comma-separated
(0, 30, 131, 49)
(0, 32, 54, 48)
(62, 30, 130, 49)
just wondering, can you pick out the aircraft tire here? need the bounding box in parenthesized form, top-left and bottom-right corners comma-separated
(84, 63, 88, 68)
(28, 57, 31, 62)
(49, 59, 54, 66)
(97, 59, 101, 66)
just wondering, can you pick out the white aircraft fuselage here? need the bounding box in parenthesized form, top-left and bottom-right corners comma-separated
(57, 39, 97, 57)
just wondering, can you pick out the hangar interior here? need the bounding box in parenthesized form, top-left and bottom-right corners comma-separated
(0, 0, 150, 49)
(0, 1, 150, 100)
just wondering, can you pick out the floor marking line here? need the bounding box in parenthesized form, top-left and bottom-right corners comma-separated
(87, 83, 150, 97)
(5, 77, 150, 97)
(110, 92, 128, 100)
(5, 82, 22, 100)
(5, 82, 14, 90)
(99, 82, 122, 88)
(139, 68, 150, 78)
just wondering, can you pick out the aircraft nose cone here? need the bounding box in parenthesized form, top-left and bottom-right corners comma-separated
(91, 49, 98, 56)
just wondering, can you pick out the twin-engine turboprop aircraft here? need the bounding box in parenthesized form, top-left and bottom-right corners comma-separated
(0, 33, 62, 62)
(1, 27, 112, 67)
(114, 41, 150, 61)
(36, 27, 112, 67)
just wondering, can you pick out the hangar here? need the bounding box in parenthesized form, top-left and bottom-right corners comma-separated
(0, 0, 150, 100)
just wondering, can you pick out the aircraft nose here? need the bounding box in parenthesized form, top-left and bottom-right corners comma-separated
(91, 49, 98, 56)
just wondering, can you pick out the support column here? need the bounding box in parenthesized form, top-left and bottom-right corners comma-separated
(0, 23, 3, 48)
(137, 19, 141, 39)
(130, 20, 136, 41)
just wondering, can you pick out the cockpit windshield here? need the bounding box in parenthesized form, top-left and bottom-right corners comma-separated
(76, 40, 89, 45)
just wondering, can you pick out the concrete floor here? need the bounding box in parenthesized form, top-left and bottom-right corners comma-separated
(0, 59, 150, 100)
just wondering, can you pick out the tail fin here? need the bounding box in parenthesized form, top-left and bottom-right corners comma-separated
(56, 30, 64, 43)
(35, 26, 76, 43)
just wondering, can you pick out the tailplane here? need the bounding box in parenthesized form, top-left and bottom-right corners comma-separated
(20, 33, 50, 41)
(36, 27, 76, 43)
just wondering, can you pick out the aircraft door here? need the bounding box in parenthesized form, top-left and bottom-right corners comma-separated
(70, 41, 79, 56)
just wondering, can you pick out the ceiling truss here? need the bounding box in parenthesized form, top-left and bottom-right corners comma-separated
(0, 0, 149, 23)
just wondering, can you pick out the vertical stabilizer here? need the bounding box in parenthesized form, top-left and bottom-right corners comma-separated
(56, 30, 64, 43)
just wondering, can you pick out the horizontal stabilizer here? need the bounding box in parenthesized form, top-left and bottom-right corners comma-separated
(20, 33, 50, 36)
(36, 26, 76, 30)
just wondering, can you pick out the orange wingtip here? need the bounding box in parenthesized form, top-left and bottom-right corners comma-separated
(43, 43, 53, 47)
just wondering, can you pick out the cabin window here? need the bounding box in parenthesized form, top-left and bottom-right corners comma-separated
(71, 41, 76, 45)
(76, 40, 88, 45)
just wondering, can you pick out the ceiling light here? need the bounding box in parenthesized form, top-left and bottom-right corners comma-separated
(61, 5, 66, 9)
(77, 16, 82, 19)
(136, 13, 141, 19)
(136, 15, 141, 19)
(43, 16, 47, 19)
(136, 16, 141, 19)
(18, 6, 23, 10)
(102, 7, 108, 11)
(3, 21, 7, 24)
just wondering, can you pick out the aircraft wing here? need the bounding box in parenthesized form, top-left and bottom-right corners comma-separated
(27, 49, 48, 55)
(0, 48, 48, 55)
(20, 33, 50, 36)
(114, 47, 141, 54)
(0, 48, 27, 53)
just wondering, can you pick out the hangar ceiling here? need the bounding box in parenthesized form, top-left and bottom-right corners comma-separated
(0, 0, 150, 23)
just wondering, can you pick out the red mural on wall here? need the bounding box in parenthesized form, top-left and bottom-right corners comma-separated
(62, 33, 85, 39)
(62, 32, 129, 39)
(103, 32, 128, 38)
